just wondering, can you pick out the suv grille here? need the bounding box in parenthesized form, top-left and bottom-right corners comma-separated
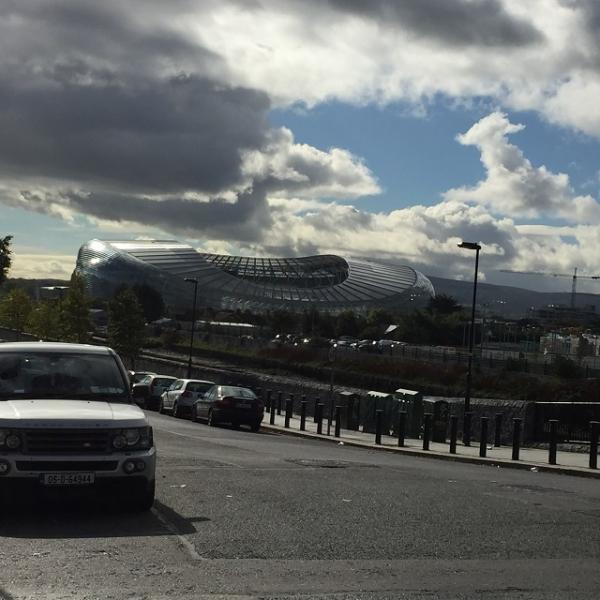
(23, 429, 111, 455)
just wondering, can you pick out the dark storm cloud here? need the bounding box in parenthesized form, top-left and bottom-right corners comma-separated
(64, 184, 273, 243)
(322, 0, 543, 47)
(0, 1, 278, 234)
(0, 70, 270, 194)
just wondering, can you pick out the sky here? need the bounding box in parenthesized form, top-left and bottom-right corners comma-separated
(2, 0, 600, 295)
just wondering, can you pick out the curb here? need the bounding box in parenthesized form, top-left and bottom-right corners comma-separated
(261, 423, 600, 479)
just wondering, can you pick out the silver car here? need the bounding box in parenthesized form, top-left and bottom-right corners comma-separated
(159, 379, 215, 418)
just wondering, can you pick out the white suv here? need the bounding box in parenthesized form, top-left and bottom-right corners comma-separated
(0, 342, 156, 511)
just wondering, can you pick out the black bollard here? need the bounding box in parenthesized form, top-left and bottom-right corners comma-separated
(423, 413, 432, 451)
(590, 421, 599, 469)
(300, 401, 307, 431)
(355, 397, 361, 431)
(316, 403, 324, 434)
(277, 391, 283, 416)
(479, 417, 489, 458)
(397, 411, 406, 447)
(512, 418, 522, 461)
(494, 413, 502, 447)
(269, 399, 276, 425)
(463, 412, 472, 447)
(375, 409, 383, 445)
(285, 399, 292, 428)
(449, 415, 458, 454)
(313, 397, 319, 423)
(548, 419, 558, 465)
(335, 406, 341, 438)
(289, 394, 295, 414)
(266, 389, 272, 413)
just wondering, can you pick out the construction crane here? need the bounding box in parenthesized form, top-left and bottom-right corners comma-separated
(500, 267, 600, 308)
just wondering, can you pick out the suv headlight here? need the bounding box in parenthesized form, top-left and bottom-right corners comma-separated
(111, 427, 152, 451)
(0, 429, 22, 450)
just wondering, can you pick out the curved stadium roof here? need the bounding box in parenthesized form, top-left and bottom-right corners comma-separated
(76, 240, 435, 314)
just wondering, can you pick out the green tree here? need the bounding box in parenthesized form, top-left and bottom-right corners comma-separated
(427, 294, 463, 316)
(108, 287, 146, 368)
(61, 274, 92, 343)
(0, 235, 12, 286)
(0, 288, 32, 339)
(28, 301, 61, 340)
(132, 284, 165, 323)
(335, 310, 360, 337)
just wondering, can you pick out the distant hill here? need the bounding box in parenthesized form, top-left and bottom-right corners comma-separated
(428, 275, 600, 318)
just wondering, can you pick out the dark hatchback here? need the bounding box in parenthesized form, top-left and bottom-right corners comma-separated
(191, 385, 264, 431)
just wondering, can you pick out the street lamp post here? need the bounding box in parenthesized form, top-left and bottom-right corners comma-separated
(458, 241, 481, 446)
(184, 278, 199, 379)
(327, 343, 337, 436)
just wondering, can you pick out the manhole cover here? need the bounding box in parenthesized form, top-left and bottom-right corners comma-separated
(285, 459, 376, 469)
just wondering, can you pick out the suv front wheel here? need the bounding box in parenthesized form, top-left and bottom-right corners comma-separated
(129, 480, 155, 512)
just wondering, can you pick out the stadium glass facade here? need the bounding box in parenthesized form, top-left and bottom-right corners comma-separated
(75, 239, 435, 315)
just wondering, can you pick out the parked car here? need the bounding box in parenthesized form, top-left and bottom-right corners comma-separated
(191, 385, 264, 431)
(128, 371, 156, 386)
(0, 342, 156, 511)
(132, 374, 177, 411)
(160, 378, 215, 418)
(357, 339, 378, 352)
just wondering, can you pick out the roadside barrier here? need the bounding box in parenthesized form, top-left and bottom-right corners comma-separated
(334, 406, 341, 438)
(512, 418, 522, 460)
(375, 410, 383, 445)
(316, 403, 324, 434)
(397, 411, 406, 447)
(479, 417, 488, 458)
(285, 399, 292, 428)
(263, 398, 600, 472)
(423, 413, 431, 451)
(277, 391, 283, 415)
(549, 419, 558, 465)
(266, 389, 272, 413)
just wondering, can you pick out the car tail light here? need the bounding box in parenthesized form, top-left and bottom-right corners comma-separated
(216, 396, 234, 408)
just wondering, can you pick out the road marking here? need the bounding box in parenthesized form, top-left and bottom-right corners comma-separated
(155, 427, 243, 468)
(151, 507, 204, 562)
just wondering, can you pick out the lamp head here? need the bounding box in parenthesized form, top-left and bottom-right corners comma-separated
(458, 241, 481, 251)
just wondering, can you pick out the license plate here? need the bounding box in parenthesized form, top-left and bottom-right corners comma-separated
(42, 472, 95, 486)
(237, 402, 251, 408)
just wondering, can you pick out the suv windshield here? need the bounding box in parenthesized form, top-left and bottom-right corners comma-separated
(0, 352, 129, 401)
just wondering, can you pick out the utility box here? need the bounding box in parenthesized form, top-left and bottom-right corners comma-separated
(338, 390, 360, 430)
(423, 399, 449, 442)
(363, 391, 394, 434)
(394, 388, 423, 438)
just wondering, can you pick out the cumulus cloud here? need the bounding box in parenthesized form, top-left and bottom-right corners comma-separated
(3, 1, 600, 284)
(444, 112, 600, 222)
(10, 253, 75, 280)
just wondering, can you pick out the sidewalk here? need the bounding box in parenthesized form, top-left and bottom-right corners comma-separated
(261, 410, 600, 478)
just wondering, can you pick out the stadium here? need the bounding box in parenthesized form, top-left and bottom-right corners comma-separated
(75, 239, 435, 315)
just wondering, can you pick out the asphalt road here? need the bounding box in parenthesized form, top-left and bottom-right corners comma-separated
(2, 411, 600, 600)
